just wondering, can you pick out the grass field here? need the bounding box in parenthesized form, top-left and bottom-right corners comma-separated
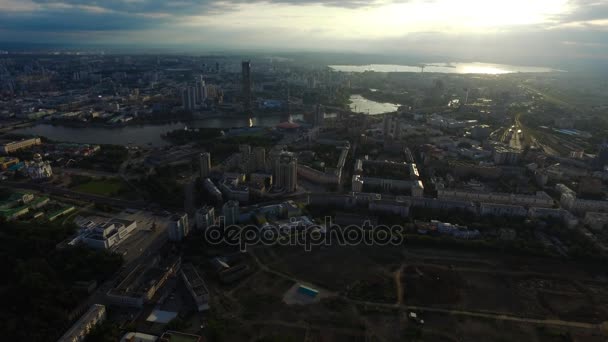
(73, 178, 127, 197)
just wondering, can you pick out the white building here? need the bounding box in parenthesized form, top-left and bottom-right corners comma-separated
(82, 219, 137, 249)
(25, 153, 53, 180)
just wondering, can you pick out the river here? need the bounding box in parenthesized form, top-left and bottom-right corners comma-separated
(330, 62, 559, 74)
(349, 95, 399, 115)
(11, 114, 305, 147)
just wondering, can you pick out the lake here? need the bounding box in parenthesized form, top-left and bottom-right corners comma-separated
(349, 95, 399, 115)
(11, 114, 304, 146)
(330, 62, 558, 74)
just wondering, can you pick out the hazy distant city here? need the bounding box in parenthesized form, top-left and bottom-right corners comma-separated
(2, 0, 608, 341)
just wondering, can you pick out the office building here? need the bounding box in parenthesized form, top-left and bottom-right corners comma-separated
(82, 218, 137, 249)
(199, 152, 210, 179)
(273, 151, 298, 192)
(241, 60, 252, 111)
(168, 213, 189, 242)
(222, 200, 240, 225)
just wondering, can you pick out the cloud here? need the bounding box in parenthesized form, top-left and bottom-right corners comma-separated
(554, 0, 608, 24)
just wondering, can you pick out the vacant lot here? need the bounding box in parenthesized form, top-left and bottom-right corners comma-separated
(73, 178, 128, 196)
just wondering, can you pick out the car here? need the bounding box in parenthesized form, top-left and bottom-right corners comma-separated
(408, 312, 425, 325)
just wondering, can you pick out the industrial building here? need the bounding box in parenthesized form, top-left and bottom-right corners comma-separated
(107, 256, 180, 308)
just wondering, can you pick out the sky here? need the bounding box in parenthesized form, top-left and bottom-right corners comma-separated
(0, 0, 607, 65)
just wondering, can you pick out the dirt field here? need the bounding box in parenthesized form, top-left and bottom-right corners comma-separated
(214, 245, 608, 341)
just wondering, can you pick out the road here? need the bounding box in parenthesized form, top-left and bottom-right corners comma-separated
(2, 181, 149, 209)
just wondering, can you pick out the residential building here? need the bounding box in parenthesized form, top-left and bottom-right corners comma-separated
(195, 206, 215, 231)
(273, 151, 298, 192)
(438, 189, 554, 208)
(57, 304, 106, 342)
(199, 152, 210, 179)
(480, 203, 527, 217)
(0, 137, 41, 154)
(168, 213, 189, 242)
(222, 200, 240, 225)
(180, 263, 210, 312)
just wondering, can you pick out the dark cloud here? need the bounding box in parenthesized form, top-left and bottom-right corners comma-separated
(0, 7, 164, 31)
(555, 0, 608, 24)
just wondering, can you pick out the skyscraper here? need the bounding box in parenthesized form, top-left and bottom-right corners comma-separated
(199, 152, 211, 179)
(596, 142, 608, 170)
(241, 60, 252, 112)
(313, 104, 324, 127)
(273, 151, 297, 192)
(196, 79, 206, 105)
(182, 86, 196, 111)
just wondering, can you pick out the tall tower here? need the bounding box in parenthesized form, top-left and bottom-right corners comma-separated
(199, 152, 211, 179)
(242, 60, 252, 112)
(273, 151, 297, 193)
(196, 77, 206, 105)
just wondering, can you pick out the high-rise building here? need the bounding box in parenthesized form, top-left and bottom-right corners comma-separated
(273, 151, 298, 192)
(596, 142, 608, 170)
(313, 104, 324, 127)
(182, 86, 196, 111)
(239, 144, 251, 155)
(253, 146, 266, 171)
(195, 206, 215, 231)
(222, 200, 240, 226)
(241, 60, 252, 112)
(168, 213, 189, 242)
(199, 152, 211, 179)
(196, 75, 206, 105)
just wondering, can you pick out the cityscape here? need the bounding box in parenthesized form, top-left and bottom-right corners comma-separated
(2, 0, 608, 342)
